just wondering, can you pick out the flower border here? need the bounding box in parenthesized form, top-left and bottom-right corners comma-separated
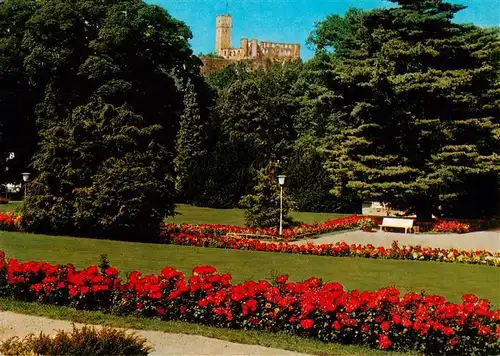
(0, 251, 499, 355)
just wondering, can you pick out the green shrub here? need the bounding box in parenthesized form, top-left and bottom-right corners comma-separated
(0, 325, 153, 356)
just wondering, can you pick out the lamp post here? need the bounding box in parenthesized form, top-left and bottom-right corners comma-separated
(277, 174, 286, 236)
(22, 173, 30, 200)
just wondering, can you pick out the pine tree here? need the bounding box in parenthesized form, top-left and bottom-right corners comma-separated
(324, 0, 500, 220)
(239, 161, 296, 228)
(174, 80, 209, 202)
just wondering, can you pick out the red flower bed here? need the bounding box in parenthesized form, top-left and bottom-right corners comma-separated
(162, 233, 500, 267)
(164, 216, 499, 241)
(0, 212, 22, 231)
(417, 218, 500, 234)
(163, 216, 366, 241)
(0, 251, 498, 355)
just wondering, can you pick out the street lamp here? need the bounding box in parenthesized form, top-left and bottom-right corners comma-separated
(277, 174, 286, 236)
(22, 173, 30, 200)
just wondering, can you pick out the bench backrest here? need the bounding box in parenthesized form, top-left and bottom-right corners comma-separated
(382, 218, 414, 228)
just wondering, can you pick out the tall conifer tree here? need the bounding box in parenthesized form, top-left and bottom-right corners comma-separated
(324, 0, 500, 220)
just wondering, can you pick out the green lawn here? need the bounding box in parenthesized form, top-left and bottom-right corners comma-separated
(0, 200, 22, 213)
(1, 231, 498, 307)
(0, 231, 497, 356)
(166, 204, 348, 226)
(1, 202, 346, 226)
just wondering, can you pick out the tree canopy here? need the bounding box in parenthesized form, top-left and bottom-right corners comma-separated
(322, 0, 500, 219)
(2, 0, 201, 239)
(1, 0, 498, 236)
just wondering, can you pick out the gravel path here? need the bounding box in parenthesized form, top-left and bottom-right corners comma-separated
(0, 311, 308, 356)
(291, 230, 500, 252)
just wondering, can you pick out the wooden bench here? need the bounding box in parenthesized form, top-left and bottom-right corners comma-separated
(379, 217, 417, 234)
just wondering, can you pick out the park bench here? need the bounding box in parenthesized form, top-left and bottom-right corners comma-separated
(379, 217, 418, 234)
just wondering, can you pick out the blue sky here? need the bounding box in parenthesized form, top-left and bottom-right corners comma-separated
(147, 0, 500, 60)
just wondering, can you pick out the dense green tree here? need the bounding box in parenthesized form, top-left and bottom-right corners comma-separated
(194, 62, 302, 208)
(323, 0, 500, 220)
(204, 61, 251, 92)
(239, 161, 296, 228)
(307, 8, 365, 55)
(286, 135, 360, 213)
(22, 100, 174, 240)
(0, 0, 39, 182)
(174, 79, 212, 202)
(14, 0, 199, 238)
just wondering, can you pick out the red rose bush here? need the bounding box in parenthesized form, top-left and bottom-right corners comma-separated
(0, 212, 22, 232)
(0, 250, 499, 355)
(163, 215, 365, 241)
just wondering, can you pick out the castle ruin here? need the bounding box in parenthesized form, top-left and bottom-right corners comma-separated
(215, 14, 300, 61)
(201, 14, 300, 74)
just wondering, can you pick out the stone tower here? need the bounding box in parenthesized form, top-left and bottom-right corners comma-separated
(215, 14, 232, 56)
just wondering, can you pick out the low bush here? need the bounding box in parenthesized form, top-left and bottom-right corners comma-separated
(0, 325, 153, 356)
(0, 250, 499, 355)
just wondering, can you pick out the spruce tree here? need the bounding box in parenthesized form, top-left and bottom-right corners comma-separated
(174, 79, 210, 203)
(324, 0, 500, 220)
(239, 161, 296, 228)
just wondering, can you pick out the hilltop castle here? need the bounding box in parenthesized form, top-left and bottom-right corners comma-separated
(215, 14, 300, 61)
(201, 14, 300, 74)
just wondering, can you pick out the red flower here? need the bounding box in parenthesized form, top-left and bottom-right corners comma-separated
(300, 319, 314, 330)
(69, 286, 79, 297)
(381, 321, 391, 332)
(478, 326, 491, 336)
(105, 267, 119, 277)
(198, 299, 209, 308)
(276, 275, 289, 284)
(442, 327, 455, 336)
(392, 314, 402, 324)
(192, 266, 216, 276)
(379, 335, 392, 349)
(332, 321, 341, 331)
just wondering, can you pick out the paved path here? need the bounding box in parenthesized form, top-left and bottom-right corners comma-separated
(291, 230, 500, 252)
(0, 311, 307, 356)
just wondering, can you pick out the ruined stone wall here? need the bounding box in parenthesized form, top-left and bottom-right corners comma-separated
(209, 14, 300, 74)
(200, 57, 271, 75)
(200, 57, 237, 75)
(259, 41, 300, 60)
